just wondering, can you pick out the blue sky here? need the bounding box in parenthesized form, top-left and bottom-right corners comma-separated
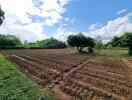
(59, 0, 132, 32)
(0, 0, 132, 42)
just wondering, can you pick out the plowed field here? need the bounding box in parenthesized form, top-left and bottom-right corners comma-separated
(5, 49, 132, 100)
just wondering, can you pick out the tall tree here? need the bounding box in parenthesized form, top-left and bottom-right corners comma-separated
(95, 40, 104, 53)
(67, 33, 95, 53)
(0, 5, 5, 25)
(111, 36, 121, 47)
(67, 33, 86, 52)
(85, 37, 95, 53)
(121, 32, 132, 55)
(0, 34, 21, 47)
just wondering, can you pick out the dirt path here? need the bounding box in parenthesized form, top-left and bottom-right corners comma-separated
(121, 58, 132, 99)
(49, 57, 94, 100)
(121, 58, 132, 70)
(121, 58, 132, 78)
(63, 57, 93, 78)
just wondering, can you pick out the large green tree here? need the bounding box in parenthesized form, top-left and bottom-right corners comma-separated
(0, 6, 5, 25)
(121, 32, 132, 55)
(67, 33, 95, 53)
(85, 37, 95, 53)
(111, 36, 122, 47)
(67, 33, 86, 52)
(0, 34, 21, 47)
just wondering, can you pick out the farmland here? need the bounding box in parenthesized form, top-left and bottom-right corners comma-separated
(0, 54, 42, 100)
(1, 49, 132, 100)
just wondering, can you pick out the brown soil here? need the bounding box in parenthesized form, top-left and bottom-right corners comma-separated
(5, 49, 132, 100)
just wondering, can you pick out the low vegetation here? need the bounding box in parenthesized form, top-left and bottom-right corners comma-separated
(0, 34, 66, 49)
(0, 54, 42, 99)
(25, 38, 67, 49)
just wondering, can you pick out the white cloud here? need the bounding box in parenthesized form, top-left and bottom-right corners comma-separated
(88, 23, 102, 30)
(116, 9, 127, 15)
(54, 12, 132, 43)
(85, 13, 132, 43)
(54, 11, 132, 43)
(0, 0, 72, 42)
(54, 27, 75, 41)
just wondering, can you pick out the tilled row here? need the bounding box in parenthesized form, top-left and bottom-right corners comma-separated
(8, 55, 60, 87)
(76, 68, 132, 88)
(60, 78, 122, 100)
(72, 72, 131, 98)
(6, 52, 132, 100)
(82, 65, 132, 82)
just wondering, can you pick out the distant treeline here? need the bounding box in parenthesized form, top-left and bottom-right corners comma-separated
(0, 34, 67, 49)
(24, 38, 67, 49)
(0, 32, 132, 55)
(97, 32, 132, 55)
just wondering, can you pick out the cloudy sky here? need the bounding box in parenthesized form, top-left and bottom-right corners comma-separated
(0, 0, 132, 42)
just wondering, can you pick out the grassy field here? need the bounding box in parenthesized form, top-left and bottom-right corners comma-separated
(0, 54, 43, 100)
(95, 49, 129, 57)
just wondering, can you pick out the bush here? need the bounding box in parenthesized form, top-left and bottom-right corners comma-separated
(0, 46, 25, 50)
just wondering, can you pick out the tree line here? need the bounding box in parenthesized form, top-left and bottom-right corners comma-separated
(0, 5, 4, 26)
(106, 32, 132, 55)
(24, 38, 67, 49)
(0, 34, 67, 49)
(0, 6, 132, 55)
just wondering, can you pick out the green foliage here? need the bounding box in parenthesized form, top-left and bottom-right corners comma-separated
(95, 40, 104, 53)
(0, 6, 4, 25)
(107, 44, 113, 49)
(37, 38, 67, 49)
(0, 35, 66, 49)
(39, 91, 57, 100)
(0, 46, 25, 50)
(122, 32, 132, 55)
(107, 44, 113, 56)
(67, 33, 95, 53)
(0, 54, 42, 99)
(108, 32, 132, 55)
(25, 38, 67, 49)
(67, 33, 86, 52)
(0, 34, 22, 47)
(111, 36, 121, 47)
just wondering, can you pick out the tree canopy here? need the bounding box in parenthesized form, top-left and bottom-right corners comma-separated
(121, 32, 132, 55)
(27, 38, 67, 49)
(0, 6, 5, 25)
(67, 33, 95, 53)
(0, 34, 22, 47)
(107, 32, 132, 55)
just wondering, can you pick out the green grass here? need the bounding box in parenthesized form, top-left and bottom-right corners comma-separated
(94, 49, 132, 58)
(69, 47, 131, 57)
(0, 54, 57, 100)
(96, 51, 129, 57)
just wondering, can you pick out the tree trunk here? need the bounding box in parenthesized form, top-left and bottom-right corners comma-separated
(77, 46, 83, 53)
(129, 47, 132, 55)
(77, 46, 79, 52)
(88, 47, 94, 54)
